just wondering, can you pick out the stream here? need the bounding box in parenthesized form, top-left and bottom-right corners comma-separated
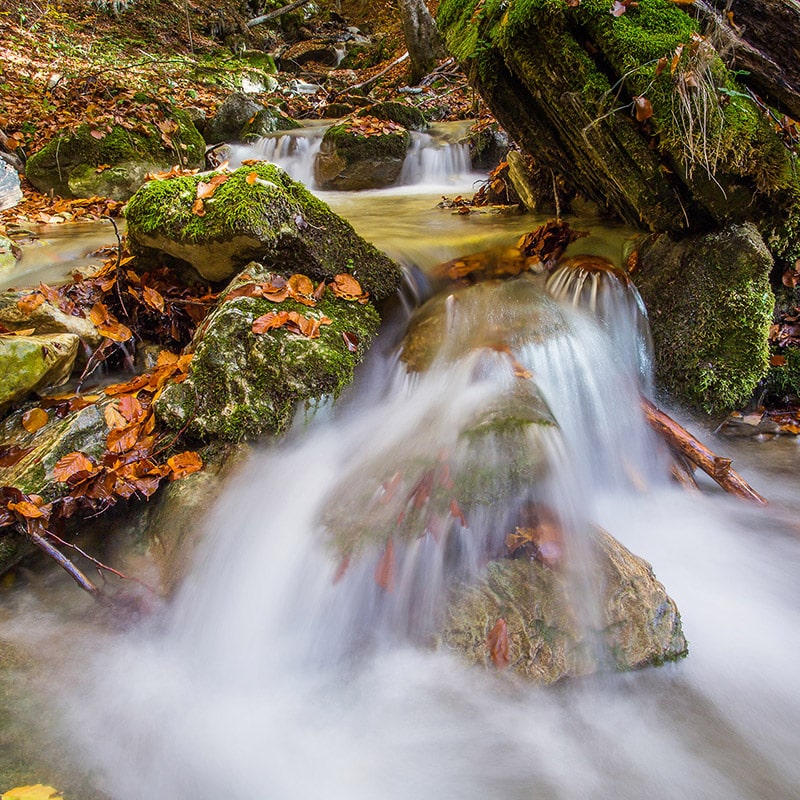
(1, 128, 800, 799)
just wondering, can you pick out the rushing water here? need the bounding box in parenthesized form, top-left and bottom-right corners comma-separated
(1, 137, 800, 800)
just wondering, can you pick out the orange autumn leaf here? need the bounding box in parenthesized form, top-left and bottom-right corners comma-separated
(167, 450, 203, 480)
(89, 302, 110, 326)
(374, 537, 396, 592)
(106, 423, 141, 454)
(118, 394, 144, 422)
(486, 617, 510, 669)
(104, 403, 128, 430)
(330, 273, 368, 302)
(191, 197, 206, 216)
(142, 285, 165, 313)
(16, 293, 45, 314)
(196, 173, 228, 200)
(633, 95, 653, 122)
(288, 273, 315, 298)
(7, 500, 46, 519)
(252, 310, 290, 334)
(22, 407, 49, 433)
(53, 451, 98, 482)
(246, 171, 259, 185)
(97, 320, 133, 342)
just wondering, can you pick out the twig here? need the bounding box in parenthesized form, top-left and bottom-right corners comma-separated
(247, 0, 314, 27)
(103, 214, 128, 319)
(351, 52, 409, 91)
(24, 523, 102, 598)
(641, 397, 767, 504)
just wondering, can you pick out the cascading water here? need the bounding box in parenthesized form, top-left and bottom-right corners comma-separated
(2, 174, 800, 800)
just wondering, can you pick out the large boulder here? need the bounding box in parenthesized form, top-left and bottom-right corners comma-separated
(155, 262, 382, 441)
(125, 162, 402, 294)
(0, 333, 79, 411)
(24, 109, 205, 200)
(203, 93, 265, 144)
(440, 528, 687, 683)
(356, 101, 429, 132)
(240, 107, 302, 142)
(635, 223, 774, 412)
(315, 118, 411, 190)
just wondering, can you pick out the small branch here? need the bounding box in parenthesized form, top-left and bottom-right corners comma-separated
(24, 524, 102, 598)
(247, 0, 314, 27)
(351, 52, 409, 91)
(641, 397, 767, 505)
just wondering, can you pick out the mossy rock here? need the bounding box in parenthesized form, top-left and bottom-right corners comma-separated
(0, 333, 79, 411)
(459, 124, 509, 170)
(315, 122, 411, 190)
(762, 346, 800, 402)
(436, 0, 800, 235)
(0, 235, 19, 273)
(356, 101, 429, 132)
(635, 222, 774, 413)
(154, 262, 382, 441)
(240, 107, 302, 142)
(124, 162, 402, 296)
(24, 109, 204, 200)
(204, 92, 265, 144)
(440, 528, 687, 683)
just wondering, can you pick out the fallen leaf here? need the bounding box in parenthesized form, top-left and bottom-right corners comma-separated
(8, 500, 46, 519)
(53, 452, 98, 482)
(342, 331, 359, 353)
(633, 95, 653, 122)
(16, 293, 45, 314)
(246, 171, 259, 185)
(196, 173, 228, 200)
(1, 784, 63, 800)
(191, 197, 206, 216)
(22, 408, 49, 433)
(486, 618, 510, 669)
(167, 450, 203, 480)
(142, 285, 165, 313)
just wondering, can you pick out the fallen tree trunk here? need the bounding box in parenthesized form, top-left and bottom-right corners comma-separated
(641, 397, 767, 505)
(247, 0, 313, 28)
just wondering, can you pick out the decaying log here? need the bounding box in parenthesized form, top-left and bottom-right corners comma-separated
(247, 0, 314, 28)
(641, 397, 767, 505)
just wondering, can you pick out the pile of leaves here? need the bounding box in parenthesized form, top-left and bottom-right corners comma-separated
(341, 115, 406, 137)
(0, 186, 124, 230)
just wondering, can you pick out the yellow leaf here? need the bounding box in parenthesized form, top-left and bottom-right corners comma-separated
(22, 408, 49, 433)
(2, 786, 63, 800)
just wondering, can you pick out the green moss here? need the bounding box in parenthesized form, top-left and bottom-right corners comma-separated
(764, 346, 800, 399)
(323, 123, 410, 161)
(356, 101, 429, 132)
(240, 107, 302, 141)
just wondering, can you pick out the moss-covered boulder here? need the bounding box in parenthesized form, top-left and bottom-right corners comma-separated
(155, 262, 382, 441)
(124, 162, 402, 294)
(356, 101, 429, 132)
(315, 119, 411, 190)
(24, 110, 205, 201)
(635, 223, 774, 413)
(240, 107, 302, 142)
(0, 333, 79, 411)
(440, 528, 687, 683)
(436, 0, 800, 251)
(203, 92, 265, 144)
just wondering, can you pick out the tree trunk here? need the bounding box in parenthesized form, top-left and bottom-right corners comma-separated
(398, 0, 446, 85)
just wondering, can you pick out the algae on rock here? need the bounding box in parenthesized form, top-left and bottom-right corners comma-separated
(125, 162, 402, 296)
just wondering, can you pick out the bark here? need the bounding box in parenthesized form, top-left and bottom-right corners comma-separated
(398, 0, 446, 85)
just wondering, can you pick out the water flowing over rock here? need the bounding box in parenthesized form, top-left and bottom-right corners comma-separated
(315, 121, 411, 190)
(440, 528, 687, 683)
(25, 108, 205, 200)
(125, 162, 402, 293)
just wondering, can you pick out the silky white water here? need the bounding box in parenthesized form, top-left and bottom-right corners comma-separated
(1, 172, 800, 800)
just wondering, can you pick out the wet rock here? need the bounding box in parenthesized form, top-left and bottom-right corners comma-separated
(440, 528, 687, 683)
(204, 93, 265, 144)
(0, 236, 20, 273)
(0, 333, 80, 411)
(280, 40, 346, 69)
(315, 121, 411, 190)
(635, 223, 774, 413)
(0, 160, 22, 212)
(0, 291, 102, 350)
(125, 162, 402, 296)
(24, 108, 205, 200)
(154, 261, 382, 441)
(460, 124, 508, 171)
(356, 101, 429, 132)
(240, 106, 302, 142)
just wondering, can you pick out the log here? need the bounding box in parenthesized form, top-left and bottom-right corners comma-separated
(641, 397, 767, 505)
(247, 0, 313, 28)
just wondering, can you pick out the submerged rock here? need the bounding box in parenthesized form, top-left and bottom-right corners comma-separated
(0, 333, 79, 410)
(635, 223, 774, 413)
(125, 162, 402, 295)
(315, 119, 411, 190)
(24, 108, 205, 200)
(440, 528, 687, 683)
(155, 262, 382, 441)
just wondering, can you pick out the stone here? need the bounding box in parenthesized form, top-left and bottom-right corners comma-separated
(24, 109, 205, 200)
(124, 162, 402, 297)
(154, 261, 382, 441)
(240, 106, 302, 142)
(356, 101, 429, 131)
(440, 528, 687, 683)
(635, 223, 774, 412)
(0, 160, 22, 212)
(0, 236, 19, 273)
(203, 93, 265, 144)
(315, 121, 411, 190)
(0, 333, 79, 410)
(460, 124, 508, 170)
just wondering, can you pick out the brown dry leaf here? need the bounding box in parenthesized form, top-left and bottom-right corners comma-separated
(22, 408, 49, 433)
(288, 273, 315, 299)
(7, 499, 46, 519)
(97, 320, 133, 342)
(374, 537, 396, 592)
(633, 95, 653, 122)
(142, 285, 165, 313)
(106, 423, 141, 454)
(104, 374, 152, 396)
(167, 451, 204, 480)
(246, 171, 259, 185)
(104, 403, 128, 430)
(0, 445, 33, 467)
(196, 173, 228, 200)
(486, 618, 510, 669)
(16, 293, 45, 314)
(517, 220, 590, 268)
(252, 311, 290, 334)
(671, 44, 684, 74)
(191, 197, 206, 217)
(118, 394, 144, 422)
(53, 452, 98, 482)
(342, 331, 359, 353)
(770, 354, 787, 367)
(89, 302, 110, 326)
(7, 329, 36, 336)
